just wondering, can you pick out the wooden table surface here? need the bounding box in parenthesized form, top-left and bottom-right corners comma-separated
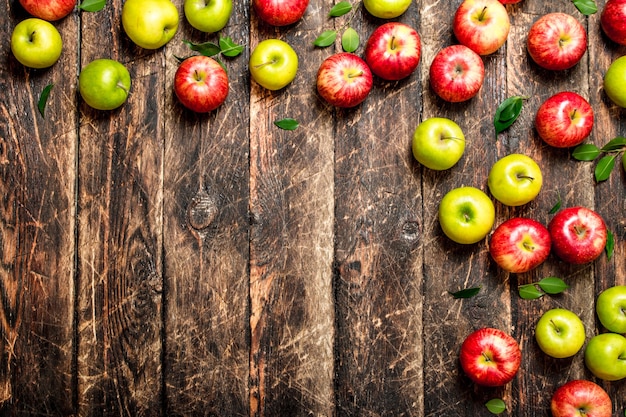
(1, 0, 625, 415)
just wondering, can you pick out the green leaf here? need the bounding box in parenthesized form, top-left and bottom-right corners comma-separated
(572, 143, 600, 161)
(183, 39, 221, 57)
(494, 96, 526, 135)
(595, 154, 616, 182)
(600, 136, 626, 152)
(605, 230, 615, 260)
(329, 0, 352, 17)
(519, 284, 544, 300)
(549, 197, 562, 214)
(219, 36, 244, 57)
(314, 30, 337, 47)
(38, 83, 53, 118)
(449, 286, 481, 299)
(538, 277, 569, 295)
(485, 398, 506, 415)
(78, 0, 106, 12)
(571, 0, 598, 15)
(341, 27, 359, 53)
(274, 118, 299, 130)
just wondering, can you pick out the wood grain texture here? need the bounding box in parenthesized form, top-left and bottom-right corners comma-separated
(0, 0, 625, 415)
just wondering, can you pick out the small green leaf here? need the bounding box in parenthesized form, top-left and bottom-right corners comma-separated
(519, 284, 544, 300)
(595, 154, 616, 182)
(549, 198, 562, 214)
(572, 143, 600, 161)
(606, 230, 615, 260)
(538, 277, 569, 295)
(485, 398, 506, 415)
(449, 286, 481, 299)
(78, 0, 106, 12)
(219, 36, 244, 57)
(38, 83, 54, 118)
(600, 136, 626, 152)
(274, 118, 299, 130)
(314, 30, 337, 47)
(572, 0, 598, 15)
(341, 27, 359, 53)
(494, 96, 526, 135)
(329, 1, 352, 17)
(183, 39, 221, 57)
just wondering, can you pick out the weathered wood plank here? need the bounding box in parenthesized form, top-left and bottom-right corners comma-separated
(76, 2, 164, 415)
(248, 2, 336, 415)
(332, 4, 424, 416)
(162, 0, 251, 415)
(0, 6, 77, 415)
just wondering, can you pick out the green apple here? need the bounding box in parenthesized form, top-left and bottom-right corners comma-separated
(535, 308, 585, 359)
(412, 117, 465, 170)
(122, 0, 179, 50)
(596, 285, 626, 333)
(79, 59, 131, 111)
(363, 0, 412, 19)
(249, 39, 298, 91)
(604, 55, 626, 108)
(184, 0, 232, 33)
(438, 186, 495, 244)
(488, 153, 543, 206)
(11, 18, 62, 69)
(584, 333, 626, 381)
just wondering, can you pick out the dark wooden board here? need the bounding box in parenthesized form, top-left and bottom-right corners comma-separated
(0, 0, 624, 415)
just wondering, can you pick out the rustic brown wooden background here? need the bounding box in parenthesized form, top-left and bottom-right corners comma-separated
(1, 0, 625, 415)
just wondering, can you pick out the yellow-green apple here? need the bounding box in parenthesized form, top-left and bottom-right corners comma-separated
(122, 0, 179, 49)
(459, 327, 521, 387)
(535, 308, 585, 359)
(596, 285, 626, 333)
(489, 217, 551, 273)
(487, 153, 542, 206)
(551, 380, 612, 417)
(316, 52, 373, 108)
(184, 0, 232, 33)
(584, 333, 626, 381)
(79, 59, 131, 110)
(252, 0, 309, 26)
(11, 18, 62, 69)
(604, 55, 626, 108)
(174, 55, 228, 113)
(19, 0, 75, 21)
(364, 22, 421, 81)
(548, 206, 607, 265)
(249, 39, 298, 91)
(601, 0, 626, 46)
(453, 0, 510, 56)
(438, 186, 494, 244)
(429, 44, 484, 103)
(535, 91, 594, 148)
(363, 0, 412, 19)
(412, 117, 464, 170)
(527, 13, 587, 71)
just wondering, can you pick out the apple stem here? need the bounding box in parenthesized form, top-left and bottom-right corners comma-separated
(516, 174, 534, 181)
(550, 319, 561, 335)
(478, 6, 488, 21)
(116, 81, 129, 94)
(570, 108, 578, 120)
(481, 352, 492, 362)
(348, 71, 364, 78)
(390, 36, 397, 51)
(254, 59, 277, 70)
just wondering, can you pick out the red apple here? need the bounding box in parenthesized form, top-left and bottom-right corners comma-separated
(548, 206, 607, 265)
(364, 22, 421, 81)
(174, 55, 229, 113)
(535, 91, 594, 148)
(601, 0, 626, 46)
(252, 0, 309, 26)
(550, 380, 612, 417)
(499, 0, 522, 3)
(489, 217, 551, 273)
(527, 13, 587, 71)
(453, 0, 510, 56)
(459, 327, 521, 387)
(316, 52, 373, 108)
(429, 44, 485, 102)
(19, 0, 75, 21)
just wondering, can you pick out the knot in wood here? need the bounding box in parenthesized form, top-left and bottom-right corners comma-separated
(187, 189, 219, 231)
